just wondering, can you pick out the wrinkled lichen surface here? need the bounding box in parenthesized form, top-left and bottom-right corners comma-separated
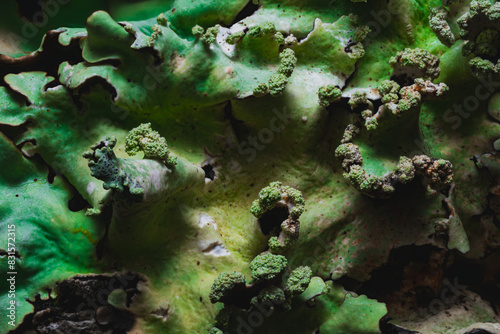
(1, 0, 500, 333)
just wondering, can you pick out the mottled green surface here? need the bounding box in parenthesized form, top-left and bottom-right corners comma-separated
(0, 0, 499, 333)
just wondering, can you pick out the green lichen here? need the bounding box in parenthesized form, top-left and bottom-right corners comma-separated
(192, 25, 219, 45)
(278, 48, 297, 77)
(429, 7, 455, 47)
(250, 253, 288, 282)
(378, 80, 400, 104)
(253, 82, 269, 97)
(390, 48, 441, 81)
(156, 13, 168, 26)
(274, 32, 285, 44)
(347, 43, 366, 59)
(285, 266, 313, 296)
(251, 285, 287, 306)
(225, 30, 245, 44)
(268, 73, 289, 97)
(209, 272, 246, 303)
(125, 123, 177, 165)
(318, 85, 342, 107)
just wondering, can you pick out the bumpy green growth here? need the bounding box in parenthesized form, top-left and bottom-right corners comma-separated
(192, 25, 219, 45)
(274, 32, 285, 44)
(83, 137, 135, 193)
(318, 85, 342, 106)
(412, 155, 453, 197)
(278, 48, 297, 76)
(251, 285, 287, 306)
(469, 57, 498, 78)
(335, 143, 363, 168)
(156, 13, 167, 26)
(209, 272, 246, 303)
(378, 80, 400, 104)
(429, 7, 455, 47)
(125, 123, 177, 165)
(364, 116, 378, 130)
(285, 266, 313, 296)
(203, 26, 220, 45)
(250, 181, 305, 219)
(347, 43, 366, 59)
(354, 26, 371, 42)
(268, 73, 289, 97)
(397, 86, 422, 113)
(192, 25, 204, 38)
(249, 253, 288, 282)
(348, 91, 370, 109)
(393, 156, 416, 184)
(264, 48, 297, 96)
(208, 328, 223, 334)
(225, 30, 245, 44)
(390, 48, 441, 81)
(148, 24, 163, 45)
(445, 1, 500, 78)
(253, 82, 269, 97)
(341, 124, 361, 143)
(248, 22, 276, 38)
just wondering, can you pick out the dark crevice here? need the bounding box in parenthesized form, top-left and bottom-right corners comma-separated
(96, 204, 113, 261)
(337, 245, 448, 308)
(202, 163, 216, 180)
(0, 122, 31, 144)
(0, 249, 21, 259)
(0, 30, 84, 87)
(380, 316, 421, 334)
(68, 191, 90, 212)
(46, 162, 56, 184)
(10, 273, 143, 334)
(231, 0, 260, 25)
(258, 205, 289, 236)
(445, 250, 500, 311)
(135, 46, 163, 66)
(72, 76, 119, 106)
(218, 274, 284, 310)
(341, 62, 360, 91)
(2, 84, 32, 106)
(224, 101, 248, 143)
(15, 0, 43, 22)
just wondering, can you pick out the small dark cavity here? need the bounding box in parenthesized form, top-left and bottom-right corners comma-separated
(0, 30, 84, 88)
(258, 205, 289, 235)
(0, 122, 31, 143)
(95, 205, 113, 260)
(14, 0, 42, 22)
(224, 101, 248, 142)
(379, 316, 421, 334)
(68, 191, 90, 212)
(231, 0, 260, 26)
(46, 164, 57, 184)
(76, 76, 118, 102)
(202, 164, 216, 180)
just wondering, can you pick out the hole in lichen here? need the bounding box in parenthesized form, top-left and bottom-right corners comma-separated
(14, 0, 42, 22)
(231, 0, 260, 25)
(202, 164, 216, 181)
(258, 204, 289, 235)
(0, 122, 30, 143)
(68, 192, 90, 212)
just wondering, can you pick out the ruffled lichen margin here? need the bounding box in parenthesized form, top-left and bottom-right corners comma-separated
(0, 0, 500, 333)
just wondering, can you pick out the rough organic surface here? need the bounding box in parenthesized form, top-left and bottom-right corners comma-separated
(1, 0, 500, 333)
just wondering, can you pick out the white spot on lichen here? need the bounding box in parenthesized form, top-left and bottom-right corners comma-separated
(87, 182, 95, 195)
(202, 241, 231, 257)
(199, 213, 217, 229)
